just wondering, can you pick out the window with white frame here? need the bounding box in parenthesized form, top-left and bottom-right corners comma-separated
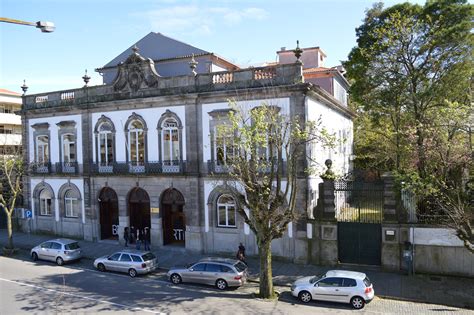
(36, 135, 49, 164)
(128, 120, 145, 165)
(214, 123, 235, 166)
(161, 118, 179, 165)
(62, 133, 76, 163)
(217, 194, 236, 227)
(97, 122, 114, 165)
(64, 189, 79, 218)
(39, 189, 52, 216)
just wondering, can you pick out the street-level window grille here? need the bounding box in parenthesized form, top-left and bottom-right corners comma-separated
(217, 194, 236, 228)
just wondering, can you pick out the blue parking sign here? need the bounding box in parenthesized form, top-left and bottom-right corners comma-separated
(25, 210, 32, 218)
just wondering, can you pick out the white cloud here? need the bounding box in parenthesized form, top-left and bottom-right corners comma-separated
(136, 5, 268, 35)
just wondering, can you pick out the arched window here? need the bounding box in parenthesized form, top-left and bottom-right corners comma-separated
(97, 121, 114, 166)
(39, 189, 52, 216)
(127, 119, 145, 165)
(217, 194, 236, 228)
(161, 118, 179, 166)
(64, 189, 80, 218)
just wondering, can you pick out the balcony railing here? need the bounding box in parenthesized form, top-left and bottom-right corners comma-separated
(91, 161, 187, 175)
(55, 162, 78, 174)
(207, 159, 286, 175)
(207, 160, 233, 174)
(30, 162, 52, 174)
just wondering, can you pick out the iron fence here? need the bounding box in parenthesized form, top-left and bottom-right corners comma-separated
(334, 179, 384, 223)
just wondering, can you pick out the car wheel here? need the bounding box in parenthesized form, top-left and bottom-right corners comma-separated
(299, 291, 312, 303)
(31, 252, 38, 261)
(215, 279, 228, 290)
(170, 273, 182, 284)
(350, 296, 365, 309)
(97, 263, 106, 272)
(128, 268, 137, 278)
(56, 257, 64, 266)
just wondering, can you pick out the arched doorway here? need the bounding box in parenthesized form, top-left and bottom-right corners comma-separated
(161, 188, 185, 246)
(128, 187, 151, 231)
(99, 187, 119, 240)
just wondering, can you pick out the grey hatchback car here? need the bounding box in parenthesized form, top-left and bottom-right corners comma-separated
(31, 238, 82, 265)
(94, 249, 158, 277)
(167, 257, 248, 290)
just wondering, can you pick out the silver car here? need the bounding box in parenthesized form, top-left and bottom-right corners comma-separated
(94, 249, 158, 277)
(167, 257, 248, 290)
(31, 238, 82, 266)
(291, 270, 375, 309)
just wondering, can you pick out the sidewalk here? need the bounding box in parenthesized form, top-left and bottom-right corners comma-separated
(1, 230, 473, 310)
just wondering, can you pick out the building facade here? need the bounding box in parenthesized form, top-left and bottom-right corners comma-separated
(19, 34, 354, 262)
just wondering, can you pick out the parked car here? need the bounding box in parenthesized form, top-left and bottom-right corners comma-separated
(31, 238, 82, 266)
(93, 249, 158, 277)
(291, 270, 374, 309)
(167, 257, 248, 290)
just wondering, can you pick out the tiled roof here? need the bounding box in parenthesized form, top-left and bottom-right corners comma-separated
(303, 67, 332, 73)
(0, 88, 21, 96)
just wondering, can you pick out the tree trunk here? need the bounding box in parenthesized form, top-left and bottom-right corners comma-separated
(258, 240, 274, 298)
(6, 211, 13, 249)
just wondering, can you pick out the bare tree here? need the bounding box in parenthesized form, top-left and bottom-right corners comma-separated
(216, 102, 333, 298)
(0, 147, 23, 252)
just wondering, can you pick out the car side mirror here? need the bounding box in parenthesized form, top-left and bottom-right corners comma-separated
(189, 268, 194, 272)
(314, 283, 319, 287)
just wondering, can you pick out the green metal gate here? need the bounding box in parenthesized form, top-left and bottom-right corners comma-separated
(335, 178, 383, 265)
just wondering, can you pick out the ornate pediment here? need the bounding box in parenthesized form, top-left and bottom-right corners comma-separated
(112, 46, 161, 92)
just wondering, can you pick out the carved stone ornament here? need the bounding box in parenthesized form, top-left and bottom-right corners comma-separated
(112, 46, 161, 92)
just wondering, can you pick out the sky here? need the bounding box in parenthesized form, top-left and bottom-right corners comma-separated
(1, 0, 424, 95)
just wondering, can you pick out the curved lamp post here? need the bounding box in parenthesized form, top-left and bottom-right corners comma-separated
(0, 17, 55, 33)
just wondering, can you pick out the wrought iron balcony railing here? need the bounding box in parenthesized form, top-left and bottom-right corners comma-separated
(55, 162, 78, 174)
(91, 160, 187, 175)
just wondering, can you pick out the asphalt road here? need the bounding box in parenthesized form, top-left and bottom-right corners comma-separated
(0, 250, 472, 315)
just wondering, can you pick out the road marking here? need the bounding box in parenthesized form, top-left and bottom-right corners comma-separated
(0, 276, 166, 314)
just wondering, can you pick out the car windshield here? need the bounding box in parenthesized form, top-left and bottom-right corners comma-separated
(65, 242, 80, 250)
(141, 253, 156, 261)
(363, 277, 372, 287)
(186, 262, 196, 268)
(234, 261, 247, 272)
(309, 274, 325, 284)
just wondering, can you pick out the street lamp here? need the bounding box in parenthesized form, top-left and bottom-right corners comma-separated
(0, 17, 55, 33)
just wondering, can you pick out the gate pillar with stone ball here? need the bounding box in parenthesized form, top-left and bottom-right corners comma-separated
(312, 159, 338, 265)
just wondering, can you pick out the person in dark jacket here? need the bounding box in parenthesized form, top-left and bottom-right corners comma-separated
(123, 227, 130, 247)
(130, 226, 136, 245)
(144, 227, 151, 251)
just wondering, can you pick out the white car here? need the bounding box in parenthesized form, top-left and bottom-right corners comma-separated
(291, 270, 374, 309)
(31, 238, 82, 266)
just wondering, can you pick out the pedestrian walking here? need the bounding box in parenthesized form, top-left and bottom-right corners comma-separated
(236, 243, 247, 266)
(144, 227, 151, 251)
(135, 228, 142, 250)
(123, 227, 129, 247)
(130, 226, 136, 245)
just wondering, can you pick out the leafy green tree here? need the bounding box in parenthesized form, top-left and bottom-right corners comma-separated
(216, 102, 332, 298)
(345, 0, 472, 178)
(345, 0, 473, 251)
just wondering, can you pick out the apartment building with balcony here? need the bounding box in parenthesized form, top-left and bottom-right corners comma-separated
(0, 89, 22, 155)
